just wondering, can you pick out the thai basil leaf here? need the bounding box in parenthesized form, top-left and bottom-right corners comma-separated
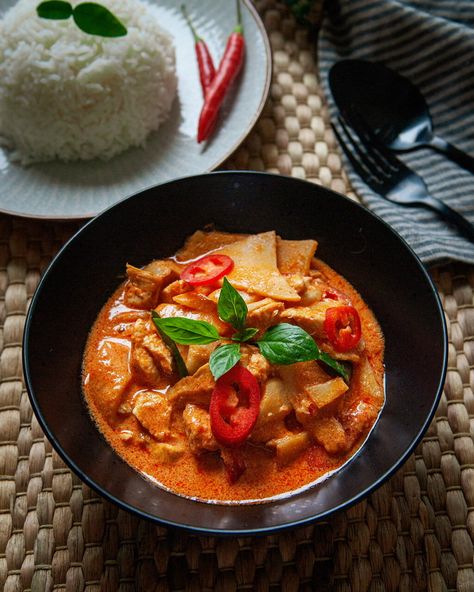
(152, 315, 220, 345)
(217, 277, 247, 331)
(257, 322, 349, 381)
(257, 323, 319, 364)
(151, 312, 188, 378)
(209, 343, 241, 381)
(232, 327, 259, 343)
(317, 351, 350, 382)
(73, 2, 127, 37)
(37, 0, 73, 19)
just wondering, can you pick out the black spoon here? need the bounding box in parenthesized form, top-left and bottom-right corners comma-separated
(329, 59, 474, 174)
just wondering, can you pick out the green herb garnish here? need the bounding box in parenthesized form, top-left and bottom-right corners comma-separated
(218, 277, 247, 332)
(151, 311, 188, 378)
(209, 343, 242, 381)
(151, 278, 349, 382)
(36, 1, 127, 37)
(151, 315, 220, 345)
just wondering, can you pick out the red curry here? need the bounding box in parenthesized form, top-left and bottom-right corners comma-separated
(82, 230, 384, 503)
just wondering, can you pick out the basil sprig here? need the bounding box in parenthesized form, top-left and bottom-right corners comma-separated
(151, 312, 188, 378)
(152, 315, 219, 345)
(218, 277, 247, 331)
(152, 279, 349, 382)
(209, 343, 241, 381)
(37, 1, 127, 37)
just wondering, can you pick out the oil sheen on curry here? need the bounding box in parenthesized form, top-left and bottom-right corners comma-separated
(83, 230, 385, 503)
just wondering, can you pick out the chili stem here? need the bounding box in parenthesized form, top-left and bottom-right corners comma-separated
(235, 0, 243, 34)
(181, 4, 200, 42)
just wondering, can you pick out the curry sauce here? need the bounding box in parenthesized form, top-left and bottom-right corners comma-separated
(82, 230, 384, 503)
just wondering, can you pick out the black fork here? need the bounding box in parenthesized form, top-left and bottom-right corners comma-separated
(333, 113, 474, 243)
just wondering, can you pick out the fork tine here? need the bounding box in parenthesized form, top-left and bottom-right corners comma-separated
(348, 110, 402, 173)
(335, 116, 384, 186)
(331, 122, 377, 184)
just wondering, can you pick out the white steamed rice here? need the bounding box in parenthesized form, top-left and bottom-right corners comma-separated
(0, 0, 177, 164)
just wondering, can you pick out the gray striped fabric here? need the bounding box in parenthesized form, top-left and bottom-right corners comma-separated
(318, 0, 474, 265)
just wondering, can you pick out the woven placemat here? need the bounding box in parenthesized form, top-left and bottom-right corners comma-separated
(1, 1, 473, 590)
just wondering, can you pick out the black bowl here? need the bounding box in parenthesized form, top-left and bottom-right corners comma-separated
(23, 171, 447, 535)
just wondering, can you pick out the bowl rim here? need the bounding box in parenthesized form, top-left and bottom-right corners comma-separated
(22, 171, 448, 535)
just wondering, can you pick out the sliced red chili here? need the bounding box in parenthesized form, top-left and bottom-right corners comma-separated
(181, 254, 234, 286)
(323, 305, 362, 352)
(209, 364, 260, 447)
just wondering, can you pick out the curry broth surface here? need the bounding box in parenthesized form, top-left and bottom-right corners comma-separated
(82, 232, 384, 503)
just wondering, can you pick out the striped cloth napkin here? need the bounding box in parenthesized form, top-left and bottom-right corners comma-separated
(318, 0, 474, 265)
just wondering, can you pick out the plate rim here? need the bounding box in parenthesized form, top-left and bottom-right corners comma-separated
(0, 0, 272, 221)
(22, 171, 448, 535)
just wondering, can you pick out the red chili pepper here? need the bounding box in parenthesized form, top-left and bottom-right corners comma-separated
(323, 305, 362, 352)
(181, 5, 215, 96)
(209, 364, 261, 447)
(180, 254, 234, 286)
(197, 0, 245, 143)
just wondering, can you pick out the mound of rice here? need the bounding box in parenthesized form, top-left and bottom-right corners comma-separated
(0, 0, 177, 164)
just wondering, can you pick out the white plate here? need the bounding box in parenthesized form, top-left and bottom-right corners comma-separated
(0, 0, 271, 219)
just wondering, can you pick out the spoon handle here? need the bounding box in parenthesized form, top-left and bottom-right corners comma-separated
(430, 136, 474, 174)
(421, 195, 474, 243)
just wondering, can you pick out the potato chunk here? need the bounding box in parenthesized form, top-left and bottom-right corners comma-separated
(268, 432, 310, 466)
(305, 378, 348, 410)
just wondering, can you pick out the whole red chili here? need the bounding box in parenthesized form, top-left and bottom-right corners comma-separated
(197, 0, 245, 143)
(181, 5, 216, 96)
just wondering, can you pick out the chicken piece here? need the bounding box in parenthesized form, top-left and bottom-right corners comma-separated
(299, 280, 324, 306)
(280, 300, 335, 338)
(268, 432, 310, 466)
(342, 400, 380, 447)
(220, 447, 246, 483)
(161, 279, 193, 303)
(182, 404, 219, 454)
(213, 232, 300, 302)
(85, 338, 131, 424)
(186, 343, 218, 375)
(132, 391, 172, 441)
(173, 292, 217, 314)
(167, 364, 215, 408)
(148, 441, 186, 463)
(284, 274, 308, 294)
(145, 258, 181, 275)
(355, 355, 385, 405)
(130, 318, 174, 385)
(276, 238, 318, 275)
(312, 417, 347, 455)
(240, 345, 271, 383)
(124, 262, 177, 309)
(246, 298, 284, 337)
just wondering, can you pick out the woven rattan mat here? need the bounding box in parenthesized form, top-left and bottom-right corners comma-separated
(1, 1, 473, 590)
